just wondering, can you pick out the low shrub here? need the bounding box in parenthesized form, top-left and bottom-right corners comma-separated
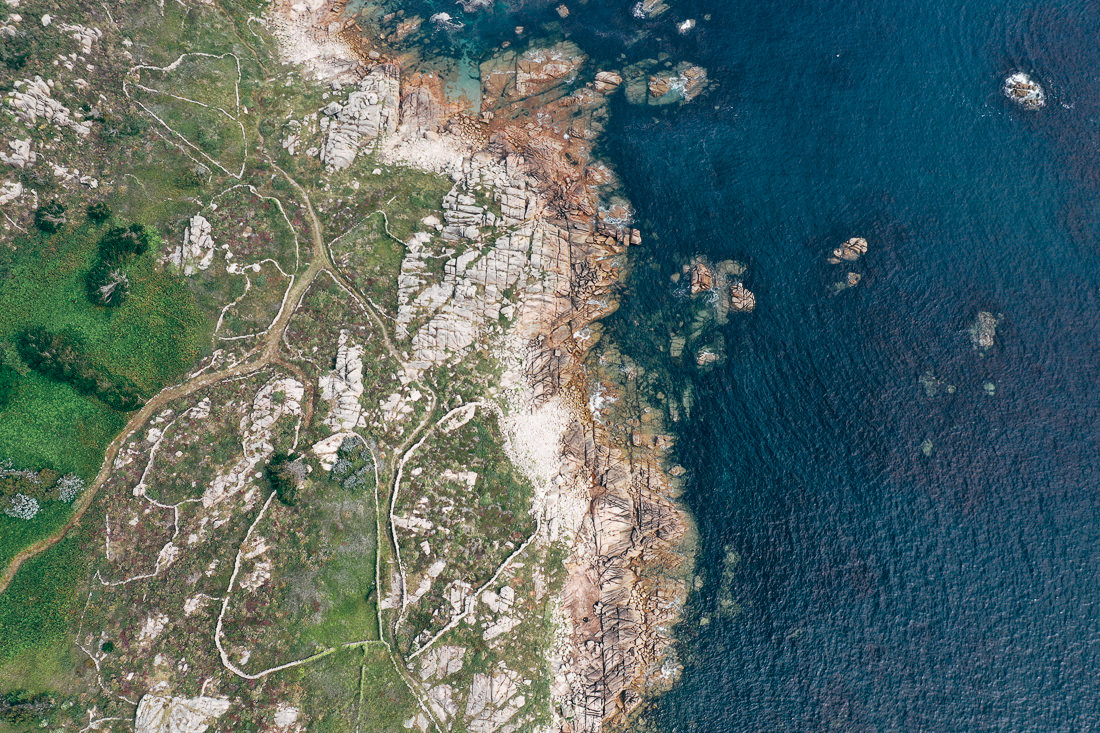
(16, 327, 145, 411)
(33, 201, 66, 233)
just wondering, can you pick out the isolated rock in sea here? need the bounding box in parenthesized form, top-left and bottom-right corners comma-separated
(828, 236, 868, 263)
(647, 62, 709, 104)
(592, 71, 623, 93)
(689, 260, 714, 294)
(969, 310, 1000, 351)
(1003, 72, 1045, 110)
(729, 281, 756, 312)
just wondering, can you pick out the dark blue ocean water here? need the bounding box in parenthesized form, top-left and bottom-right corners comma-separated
(597, 1, 1100, 730)
(398, 0, 1100, 728)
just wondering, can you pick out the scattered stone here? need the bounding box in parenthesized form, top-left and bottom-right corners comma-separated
(7, 76, 91, 135)
(678, 18, 696, 34)
(0, 138, 34, 168)
(59, 22, 101, 54)
(1003, 72, 1045, 110)
(0, 180, 22, 204)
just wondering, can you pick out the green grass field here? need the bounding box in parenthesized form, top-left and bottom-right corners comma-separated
(0, 221, 207, 474)
(0, 534, 87, 671)
(0, 218, 208, 623)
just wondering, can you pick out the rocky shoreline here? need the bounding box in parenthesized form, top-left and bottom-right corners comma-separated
(269, 1, 696, 729)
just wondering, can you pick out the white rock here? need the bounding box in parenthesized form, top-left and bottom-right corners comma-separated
(166, 215, 216, 275)
(134, 695, 231, 733)
(273, 705, 299, 729)
(0, 138, 34, 167)
(318, 331, 365, 431)
(7, 75, 90, 135)
(0, 180, 22, 204)
(320, 66, 399, 171)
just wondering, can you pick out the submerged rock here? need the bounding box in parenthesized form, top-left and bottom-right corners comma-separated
(969, 310, 1000, 352)
(632, 0, 670, 18)
(1003, 72, 1045, 110)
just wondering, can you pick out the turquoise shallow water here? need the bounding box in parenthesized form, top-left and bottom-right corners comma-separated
(384, 0, 1100, 728)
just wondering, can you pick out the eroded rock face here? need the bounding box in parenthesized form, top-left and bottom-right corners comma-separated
(6, 76, 91, 135)
(270, 9, 694, 729)
(319, 64, 399, 170)
(166, 215, 216, 275)
(134, 694, 231, 733)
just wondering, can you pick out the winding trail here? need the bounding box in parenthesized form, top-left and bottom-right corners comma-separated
(0, 164, 333, 597)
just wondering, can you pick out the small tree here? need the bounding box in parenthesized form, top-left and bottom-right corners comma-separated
(86, 201, 112, 224)
(265, 452, 306, 506)
(0, 33, 31, 71)
(55, 474, 85, 502)
(86, 262, 130, 307)
(4, 493, 39, 520)
(97, 224, 149, 261)
(33, 200, 66, 233)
